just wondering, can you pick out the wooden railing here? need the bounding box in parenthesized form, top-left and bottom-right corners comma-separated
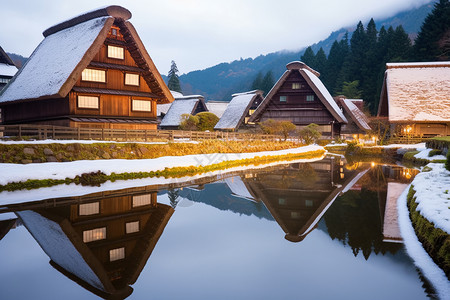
(0, 124, 282, 142)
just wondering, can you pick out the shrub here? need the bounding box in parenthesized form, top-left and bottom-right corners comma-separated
(428, 149, 442, 157)
(179, 114, 199, 131)
(259, 119, 279, 134)
(298, 123, 321, 145)
(196, 112, 219, 131)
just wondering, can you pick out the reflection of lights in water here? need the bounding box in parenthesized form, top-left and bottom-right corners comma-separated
(402, 168, 412, 179)
(340, 173, 344, 179)
(371, 162, 376, 167)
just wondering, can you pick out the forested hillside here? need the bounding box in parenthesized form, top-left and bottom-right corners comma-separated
(177, 1, 437, 104)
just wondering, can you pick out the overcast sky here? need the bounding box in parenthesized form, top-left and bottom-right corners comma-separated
(2, 0, 432, 75)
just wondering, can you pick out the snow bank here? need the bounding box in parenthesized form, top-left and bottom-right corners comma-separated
(0, 139, 199, 145)
(0, 145, 324, 186)
(410, 163, 450, 234)
(397, 184, 450, 298)
(414, 149, 447, 161)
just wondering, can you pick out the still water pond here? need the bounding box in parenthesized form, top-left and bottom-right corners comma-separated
(0, 157, 435, 299)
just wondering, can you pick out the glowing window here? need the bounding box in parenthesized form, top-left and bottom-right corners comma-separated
(83, 227, 106, 243)
(125, 73, 140, 86)
(107, 45, 124, 60)
(79, 202, 99, 216)
(306, 95, 315, 102)
(81, 68, 106, 83)
(109, 247, 125, 262)
(248, 109, 255, 115)
(132, 194, 152, 207)
(132, 99, 152, 112)
(78, 96, 99, 109)
(292, 83, 301, 89)
(126, 221, 140, 234)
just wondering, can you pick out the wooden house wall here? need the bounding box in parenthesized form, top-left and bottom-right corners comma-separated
(259, 71, 335, 125)
(1, 98, 69, 124)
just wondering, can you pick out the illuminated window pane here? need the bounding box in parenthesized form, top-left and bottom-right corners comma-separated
(280, 96, 287, 102)
(132, 99, 151, 112)
(79, 202, 99, 216)
(78, 96, 99, 109)
(132, 194, 152, 207)
(305, 200, 313, 207)
(306, 95, 315, 102)
(291, 212, 301, 219)
(107, 45, 124, 59)
(248, 109, 255, 115)
(81, 69, 106, 83)
(83, 227, 106, 243)
(292, 83, 301, 89)
(125, 73, 139, 86)
(109, 247, 125, 262)
(126, 221, 140, 234)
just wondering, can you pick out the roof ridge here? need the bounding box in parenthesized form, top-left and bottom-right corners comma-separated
(43, 6, 131, 37)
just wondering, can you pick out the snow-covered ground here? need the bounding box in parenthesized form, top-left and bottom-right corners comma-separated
(0, 145, 324, 186)
(397, 182, 450, 298)
(0, 138, 199, 145)
(413, 149, 447, 161)
(410, 163, 450, 234)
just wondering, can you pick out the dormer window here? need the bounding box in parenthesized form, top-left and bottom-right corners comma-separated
(107, 45, 124, 60)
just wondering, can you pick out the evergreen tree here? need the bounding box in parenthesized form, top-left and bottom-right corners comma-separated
(361, 19, 379, 113)
(301, 46, 316, 67)
(314, 47, 327, 76)
(261, 71, 275, 95)
(349, 21, 368, 82)
(251, 72, 264, 90)
(333, 33, 350, 95)
(414, 0, 450, 61)
(391, 25, 412, 61)
(168, 60, 182, 93)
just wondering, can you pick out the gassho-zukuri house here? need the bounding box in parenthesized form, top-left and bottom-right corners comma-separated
(159, 95, 208, 130)
(214, 90, 263, 131)
(377, 62, 450, 137)
(248, 61, 347, 138)
(0, 6, 173, 130)
(0, 46, 18, 90)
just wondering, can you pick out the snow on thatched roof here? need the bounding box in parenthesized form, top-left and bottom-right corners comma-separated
(214, 90, 262, 130)
(340, 99, 371, 131)
(0, 63, 17, 77)
(17, 210, 107, 291)
(378, 62, 450, 122)
(249, 61, 347, 124)
(206, 101, 228, 118)
(160, 95, 206, 127)
(225, 176, 255, 201)
(0, 6, 173, 104)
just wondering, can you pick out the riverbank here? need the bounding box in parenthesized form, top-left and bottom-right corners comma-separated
(0, 145, 325, 192)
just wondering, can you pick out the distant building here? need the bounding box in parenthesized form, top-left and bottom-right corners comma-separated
(0, 6, 173, 129)
(159, 95, 208, 130)
(336, 97, 371, 138)
(205, 100, 229, 119)
(248, 61, 347, 138)
(0, 47, 18, 90)
(214, 90, 263, 131)
(377, 62, 450, 137)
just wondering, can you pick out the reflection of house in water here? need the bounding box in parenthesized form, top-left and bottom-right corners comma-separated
(243, 157, 368, 242)
(15, 191, 173, 299)
(0, 213, 18, 242)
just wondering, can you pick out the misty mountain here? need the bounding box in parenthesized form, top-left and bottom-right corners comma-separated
(178, 1, 434, 101)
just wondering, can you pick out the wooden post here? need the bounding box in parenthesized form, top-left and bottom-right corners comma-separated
(125, 129, 128, 141)
(77, 127, 81, 140)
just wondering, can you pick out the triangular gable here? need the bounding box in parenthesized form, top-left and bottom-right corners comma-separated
(249, 61, 347, 123)
(214, 90, 263, 130)
(0, 6, 173, 104)
(0, 46, 15, 66)
(160, 95, 206, 127)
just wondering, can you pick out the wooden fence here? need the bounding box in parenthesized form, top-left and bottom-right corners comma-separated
(0, 124, 282, 142)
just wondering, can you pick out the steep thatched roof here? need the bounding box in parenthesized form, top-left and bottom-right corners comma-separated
(0, 6, 173, 105)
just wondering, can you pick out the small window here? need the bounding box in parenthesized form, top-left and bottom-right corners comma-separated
(126, 221, 140, 234)
(107, 45, 124, 60)
(290, 212, 301, 219)
(292, 83, 301, 89)
(78, 96, 99, 109)
(306, 95, 315, 102)
(109, 247, 125, 262)
(278, 198, 286, 205)
(0, 78, 9, 84)
(125, 73, 140, 86)
(79, 202, 100, 216)
(280, 96, 287, 102)
(83, 227, 106, 243)
(132, 99, 152, 112)
(111, 28, 117, 36)
(305, 200, 313, 207)
(132, 194, 152, 207)
(248, 109, 255, 115)
(81, 68, 106, 83)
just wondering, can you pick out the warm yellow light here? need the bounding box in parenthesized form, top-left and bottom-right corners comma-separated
(353, 134, 357, 139)
(371, 162, 376, 167)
